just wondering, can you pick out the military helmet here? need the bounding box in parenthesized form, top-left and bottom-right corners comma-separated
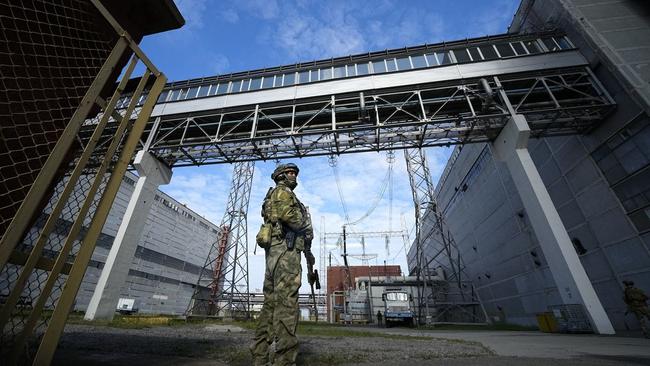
(271, 163, 299, 181)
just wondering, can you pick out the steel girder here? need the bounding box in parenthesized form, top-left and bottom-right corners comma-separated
(109, 67, 616, 167)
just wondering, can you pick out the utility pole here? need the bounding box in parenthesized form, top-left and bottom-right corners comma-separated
(342, 225, 352, 290)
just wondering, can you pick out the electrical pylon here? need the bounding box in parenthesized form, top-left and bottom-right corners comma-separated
(186, 161, 255, 318)
(404, 148, 488, 325)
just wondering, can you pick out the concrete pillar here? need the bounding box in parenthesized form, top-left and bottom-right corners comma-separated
(84, 151, 172, 320)
(491, 114, 614, 335)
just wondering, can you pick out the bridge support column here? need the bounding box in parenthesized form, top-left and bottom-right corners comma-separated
(84, 150, 172, 320)
(491, 114, 614, 335)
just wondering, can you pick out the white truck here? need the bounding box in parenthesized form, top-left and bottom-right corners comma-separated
(382, 290, 415, 327)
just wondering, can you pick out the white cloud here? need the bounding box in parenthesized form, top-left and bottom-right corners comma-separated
(464, 0, 519, 37)
(174, 0, 208, 29)
(238, 0, 280, 20)
(274, 10, 366, 60)
(366, 9, 446, 50)
(212, 54, 231, 75)
(220, 8, 240, 23)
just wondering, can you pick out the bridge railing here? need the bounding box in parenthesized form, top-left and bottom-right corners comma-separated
(135, 67, 613, 166)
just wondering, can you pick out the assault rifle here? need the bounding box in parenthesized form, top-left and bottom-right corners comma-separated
(306, 254, 321, 321)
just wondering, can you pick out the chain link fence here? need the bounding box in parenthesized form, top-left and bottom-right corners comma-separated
(0, 0, 120, 236)
(0, 0, 170, 363)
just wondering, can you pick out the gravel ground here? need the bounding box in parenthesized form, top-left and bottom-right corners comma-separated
(51, 323, 650, 366)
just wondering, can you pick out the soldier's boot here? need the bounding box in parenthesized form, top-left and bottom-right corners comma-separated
(273, 308, 299, 366)
(637, 315, 650, 338)
(251, 321, 273, 366)
(250, 338, 271, 366)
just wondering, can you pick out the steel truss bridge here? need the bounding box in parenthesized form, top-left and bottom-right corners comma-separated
(139, 67, 612, 166)
(80, 31, 615, 321)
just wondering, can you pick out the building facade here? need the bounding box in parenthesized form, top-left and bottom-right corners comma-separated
(73, 171, 217, 315)
(409, 0, 650, 330)
(327, 265, 402, 321)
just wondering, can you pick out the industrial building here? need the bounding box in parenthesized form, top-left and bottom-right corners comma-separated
(2, 0, 650, 362)
(326, 265, 402, 322)
(408, 0, 650, 331)
(74, 171, 217, 315)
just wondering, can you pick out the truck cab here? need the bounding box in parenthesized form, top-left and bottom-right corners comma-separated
(382, 290, 415, 327)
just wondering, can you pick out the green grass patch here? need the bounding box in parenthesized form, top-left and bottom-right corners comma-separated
(296, 322, 430, 340)
(66, 312, 178, 329)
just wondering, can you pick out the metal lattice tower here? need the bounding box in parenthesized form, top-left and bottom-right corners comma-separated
(404, 148, 436, 323)
(404, 148, 487, 324)
(186, 161, 254, 318)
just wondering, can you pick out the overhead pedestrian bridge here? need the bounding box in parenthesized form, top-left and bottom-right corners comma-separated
(83, 31, 614, 166)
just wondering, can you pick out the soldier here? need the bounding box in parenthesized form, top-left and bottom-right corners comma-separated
(623, 280, 650, 338)
(251, 163, 314, 366)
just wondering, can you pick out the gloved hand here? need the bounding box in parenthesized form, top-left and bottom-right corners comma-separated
(304, 249, 315, 266)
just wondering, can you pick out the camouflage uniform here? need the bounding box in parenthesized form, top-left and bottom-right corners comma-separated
(624, 282, 650, 338)
(251, 165, 313, 366)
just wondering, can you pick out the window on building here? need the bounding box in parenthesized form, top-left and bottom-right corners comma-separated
(273, 75, 283, 87)
(511, 42, 527, 55)
(250, 77, 262, 90)
(541, 37, 561, 51)
(186, 87, 199, 99)
(555, 36, 572, 50)
(346, 64, 357, 77)
(372, 60, 387, 73)
(196, 85, 210, 97)
(396, 56, 412, 71)
(479, 45, 499, 60)
(436, 51, 453, 64)
(241, 79, 251, 91)
(357, 62, 370, 75)
(231, 80, 242, 93)
(157, 90, 170, 103)
(216, 82, 229, 94)
(572, 238, 588, 255)
(386, 58, 397, 72)
(283, 72, 296, 86)
(320, 67, 332, 80)
(425, 53, 437, 66)
(411, 54, 427, 68)
(310, 69, 320, 82)
(495, 43, 516, 57)
(495, 43, 515, 57)
(207, 83, 219, 95)
(333, 66, 346, 79)
(169, 88, 182, 101)
(298, 71, 309, 83)
(261, 76, 273, 89)
(468, 47, 482, 61)
(453, 48, 471, 63)
(523, 40, 541, 54)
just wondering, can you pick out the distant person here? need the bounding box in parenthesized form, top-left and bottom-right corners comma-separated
(250, 163, 314, 366)
(623, 280, 650, 338)
(377, 310, 383, 326)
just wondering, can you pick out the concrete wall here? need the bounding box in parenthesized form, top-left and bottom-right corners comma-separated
(74, 171, 217, 315)
(411, 0, 650, 330)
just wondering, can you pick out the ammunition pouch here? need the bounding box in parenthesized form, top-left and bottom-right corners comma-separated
(285, 230, 296, 251)
(256, 223, 272, 249)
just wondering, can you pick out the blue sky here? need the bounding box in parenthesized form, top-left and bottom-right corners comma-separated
(139, 0, 520, 292)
